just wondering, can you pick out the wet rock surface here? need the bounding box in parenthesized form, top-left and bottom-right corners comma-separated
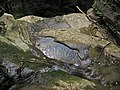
(35, 37, 87, 65)
(0, 12, 120, 90)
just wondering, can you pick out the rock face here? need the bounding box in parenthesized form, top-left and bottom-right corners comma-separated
(18, 13, 120, 86)
(94, 0, 120, 45)
(0, 13, 120, 90)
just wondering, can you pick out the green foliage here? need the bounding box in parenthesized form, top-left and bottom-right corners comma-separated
(92, 0, 103, 17)
(0, 35, 52, 70)
(13, 12, 24, 19)
(0, 40, 33, 63)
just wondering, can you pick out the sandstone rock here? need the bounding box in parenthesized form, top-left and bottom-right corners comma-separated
(17, 15, 43, 23)
(0, 13, 15, 30)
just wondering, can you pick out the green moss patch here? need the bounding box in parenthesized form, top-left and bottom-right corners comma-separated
(0, 35, 50, 70)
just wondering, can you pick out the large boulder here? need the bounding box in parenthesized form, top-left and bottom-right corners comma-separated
(16, 13, 120, 87)
(0, 12, 120, 90)
(0, 13, 97, 90)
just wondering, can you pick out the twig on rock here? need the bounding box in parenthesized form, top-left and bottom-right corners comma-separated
(76, 6, 97, 24)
